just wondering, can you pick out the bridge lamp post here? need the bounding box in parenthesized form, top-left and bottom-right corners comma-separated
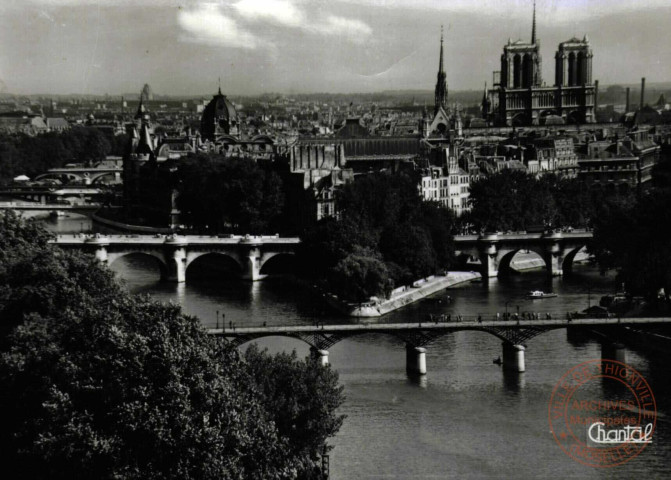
(505, 300, 510, 319)
(216, 310, 219, 330)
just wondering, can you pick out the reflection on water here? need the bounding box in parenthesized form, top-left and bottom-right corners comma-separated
(40, 221, 671, 478)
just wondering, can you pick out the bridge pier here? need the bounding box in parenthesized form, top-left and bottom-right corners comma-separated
(406, 345, 427, 375)
(601, 342, 626, 363)
(502, 343, 525, 372)
(310, 347, 329, 366)
(163, 247, 186, 283)
(240, 245, 264, 281)
(544, 251, 564, 277)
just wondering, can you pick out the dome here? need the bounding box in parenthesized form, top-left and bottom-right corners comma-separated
(200, 90, 239, 141)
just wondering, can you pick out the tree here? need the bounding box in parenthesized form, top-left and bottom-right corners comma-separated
(592, 189, 671, 301)
(379, 223, 436, 284)
(298, 217, 378, 277)
(244, 345, 345, 464)
(328, 254, 393, 302)
(467, 169, 529, 231)
(0, 213, 344, 478)
(176, 154, 284, 234)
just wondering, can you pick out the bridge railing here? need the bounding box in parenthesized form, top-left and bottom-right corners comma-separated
(202, 314, 662, 332)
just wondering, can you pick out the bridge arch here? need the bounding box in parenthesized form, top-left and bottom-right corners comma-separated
(185, 252, 243, 280)
(561, 245, 588, 275)
(497, 247, 547, 276)
(259, 252, 297, 275)
(107, 251, 169, 280)
(34, 172, 81, 183)
(90, 172, 120, 185)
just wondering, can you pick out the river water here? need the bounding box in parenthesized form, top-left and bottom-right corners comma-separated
(44, 216, 671, 479)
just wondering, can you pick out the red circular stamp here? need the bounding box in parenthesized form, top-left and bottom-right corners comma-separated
(548, 359, 657, 467)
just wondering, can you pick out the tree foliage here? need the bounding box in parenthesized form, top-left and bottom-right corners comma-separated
(466, 170, 592, 232)
(592, 155, 671, 301)
(176, 153, 285, 234)
(0, 128, 112, 183)
(0, 212, 344, 479)
(299, 173, 458, 301)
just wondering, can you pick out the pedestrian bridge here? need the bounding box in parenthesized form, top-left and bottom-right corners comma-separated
(453, 231, 593, 278)
(209, 316, 669, 374)
(53, 234, 301, 281)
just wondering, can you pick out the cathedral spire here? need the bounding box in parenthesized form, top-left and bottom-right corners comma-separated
(438, 25, 444, 75)
(531, 0, 537, 44)
(434, 26, 448, 115)
(218, 77, 222, 95)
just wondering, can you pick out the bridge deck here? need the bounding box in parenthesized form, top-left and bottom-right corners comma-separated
(52, 234, 301, 245)
(0, 203, 100, 210)
(207, 317, 670, 336)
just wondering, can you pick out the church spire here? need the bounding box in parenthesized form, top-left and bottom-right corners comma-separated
(438, 25, 444, 75)
(434, 25, 448, 116)
(531, 0, 537, 44)
(218, 77, 222, 95)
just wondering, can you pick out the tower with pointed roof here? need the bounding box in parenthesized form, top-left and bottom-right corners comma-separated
(434, 26, 448, 116)
(487, 0, 596, 126)
(500, 1, 542, 89)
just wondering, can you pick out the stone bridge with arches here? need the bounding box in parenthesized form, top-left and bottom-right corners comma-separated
(210, 317, 670, 375)
(454, 230, 593, 278)
(35, 166, 122, 185)
(53, 234, 300, 282)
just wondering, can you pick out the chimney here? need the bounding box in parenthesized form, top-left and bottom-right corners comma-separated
(640, 77, 646, 108)
(625, 87, 630, 113)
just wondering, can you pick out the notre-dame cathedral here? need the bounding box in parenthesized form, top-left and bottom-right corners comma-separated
(483, 2, 597, 126)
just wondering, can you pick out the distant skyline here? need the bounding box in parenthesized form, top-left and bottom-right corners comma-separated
(1, 0, 670, 96)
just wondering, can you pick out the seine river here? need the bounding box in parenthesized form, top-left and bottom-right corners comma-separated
(46, 216, 671, 479)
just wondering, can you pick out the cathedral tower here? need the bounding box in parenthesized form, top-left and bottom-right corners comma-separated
(499, 1, 542, 89)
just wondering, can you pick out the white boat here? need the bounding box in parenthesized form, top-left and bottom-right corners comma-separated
(527, 290, 557, 299)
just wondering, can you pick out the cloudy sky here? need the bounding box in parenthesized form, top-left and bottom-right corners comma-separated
(0, 0, 669, 96)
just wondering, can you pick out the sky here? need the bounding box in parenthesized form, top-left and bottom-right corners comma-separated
(0, 0, 669, 96)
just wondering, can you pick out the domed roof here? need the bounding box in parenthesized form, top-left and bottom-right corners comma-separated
(200, 88, 239, 141)
(211, 92, 237, 121)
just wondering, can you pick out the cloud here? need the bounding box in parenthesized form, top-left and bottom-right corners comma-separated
(333, 0, 671, 24)
(233, 0, 305, 27)
(320, 15, 372, 38)
(177, 3, 261, 49)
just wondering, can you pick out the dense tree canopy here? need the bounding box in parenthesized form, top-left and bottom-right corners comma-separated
(0, 212, 343, 479)
(466, 170, 593, 232)
(592, 153, 671, 302)
(0, 128, 116, 183)
(176, 153, 285, 234)
(299, 173, 458, 302)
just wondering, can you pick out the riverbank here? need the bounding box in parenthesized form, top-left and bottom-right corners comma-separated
(319, 271, 481, 318)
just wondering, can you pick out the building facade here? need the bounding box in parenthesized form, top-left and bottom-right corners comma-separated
(485, 4, 596, 126)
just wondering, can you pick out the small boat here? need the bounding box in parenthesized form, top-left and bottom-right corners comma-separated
(527, 290, 558, 299)
(493, 356, 502, 365)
